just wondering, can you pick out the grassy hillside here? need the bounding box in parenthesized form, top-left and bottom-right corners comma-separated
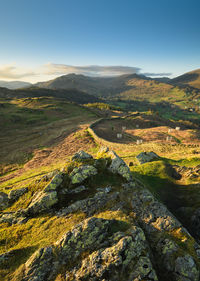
(0, 87, 101, 104)
(0, 96, 97, 176)
(171, 69, 200, 89)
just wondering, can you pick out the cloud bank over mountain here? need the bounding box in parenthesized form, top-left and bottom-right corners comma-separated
(0, 63, 172, 82)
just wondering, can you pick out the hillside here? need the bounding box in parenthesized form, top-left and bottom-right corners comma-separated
(1, 95, 200, 280)
(0, 96, 98, 176)
(36, 73, 200, 113)
(0, 81, 32, 89)
(0, 87, 101, 104)
(36, 73, 151, 97)
(0, 147, 200, 281)
(171, 69, 200, 89)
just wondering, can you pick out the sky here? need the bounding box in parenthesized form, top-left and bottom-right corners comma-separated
(0, 0, 199, 83)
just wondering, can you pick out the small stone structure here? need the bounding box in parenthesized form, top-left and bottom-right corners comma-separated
(166, 136, 173, 141)
(117, 133, 122, 139)
(136, 139, 143, 145)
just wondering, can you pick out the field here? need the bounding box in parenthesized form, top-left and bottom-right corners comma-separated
(93, 113, 200, 145)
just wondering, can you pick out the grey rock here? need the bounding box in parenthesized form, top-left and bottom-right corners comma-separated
(23, 247, 55, 281)
(8, 187, 28, 201)
(136, 151, 159, 164)
(67, 185, 87, 194)
(27, 191, 58, 215)
(70, 165, 97, 185)
(44, 173, 63, 192)
(58, 190, 119, 216)
(38, 170, 60, 182)
(72, 150, 93, 161)
(175, 255, 199, 281)
(108, 150, 133, 182)
(0, 192, 10, 210)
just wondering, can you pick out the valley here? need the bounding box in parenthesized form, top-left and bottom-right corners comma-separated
(0, 69, 200, 280)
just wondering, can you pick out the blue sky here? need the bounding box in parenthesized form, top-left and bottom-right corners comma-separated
(0, 0, 199, 82)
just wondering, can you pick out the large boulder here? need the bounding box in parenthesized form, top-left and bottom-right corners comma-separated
(0, 192, 10, 210)
(108, 150, 133, 182)
(136, 151, 160, 164)
(69, 165, 97, 185)
(72, 150, 93, 161)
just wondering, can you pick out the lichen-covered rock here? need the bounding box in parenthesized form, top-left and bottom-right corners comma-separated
(0, 192, 10, 210)
(58, 189, 118, 216)
(22, 217, 158, 281)
(8, 187, 28, 201)
(174, 254, 199, 281)
(72, 230, 158, 281)
(23, 247, 56, 281)
(70, 165, 97, 184)
(108, 150, 133, 182)
(136, 151, 160, 164)
(37, 170, 59, 182)
(44, 173, 63, 192)
(72, 150, 93, 161)
(128, 183, 200, 280)
(27, 191, 58, 215)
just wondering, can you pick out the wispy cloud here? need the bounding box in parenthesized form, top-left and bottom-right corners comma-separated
(43, 63, 142, 77)
(143, 72, 172, 77)
(0, 64, 36, 80)
(0, 63, 172, 82)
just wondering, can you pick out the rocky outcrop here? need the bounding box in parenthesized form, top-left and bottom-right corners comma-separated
(8, 187, 28, 202)
(70, 165, 98, 185)
(72, 150, 93, 161)
(108, 150, 133, 181)
(136, 151, 160, 164)
(27, 173, 63, 215)
(21, 217, 158, 281)
(2, 149, 200, 281)
(127, 183, 200, 281)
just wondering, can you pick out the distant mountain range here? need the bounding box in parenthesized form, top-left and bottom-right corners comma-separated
(1, 69, 200, 107)
(0, 80, 32, 89)
(36, 69, 200, 96)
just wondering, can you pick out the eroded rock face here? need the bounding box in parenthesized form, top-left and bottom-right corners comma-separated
(22, 218, 158, 281)
(136, 151, 159, 164)
(128, 183, 200, 280)
(70, 165, 98, 185)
